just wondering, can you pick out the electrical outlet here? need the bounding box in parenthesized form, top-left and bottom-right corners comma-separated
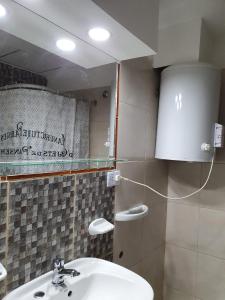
(107, 170, 120, 187)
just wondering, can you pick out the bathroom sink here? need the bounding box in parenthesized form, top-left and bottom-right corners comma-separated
(3, 258, 154, 300)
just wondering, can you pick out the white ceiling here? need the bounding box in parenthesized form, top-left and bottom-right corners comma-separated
(0, 30, 72, 73)
(0, 29, 117, 91)
(45, 63, 117, 92)
(0, 0, 114, 69)
(0, 0, 155, 69)
(2, 0, 224, 72)
(159, 0, 225, 37)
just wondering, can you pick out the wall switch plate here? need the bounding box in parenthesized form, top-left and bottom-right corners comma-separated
(107, 170, 120, 187)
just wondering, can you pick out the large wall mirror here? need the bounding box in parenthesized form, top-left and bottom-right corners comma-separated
(0, 1, 119, 177)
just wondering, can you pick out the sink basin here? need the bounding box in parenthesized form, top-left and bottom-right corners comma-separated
(3, 258, 154, 300)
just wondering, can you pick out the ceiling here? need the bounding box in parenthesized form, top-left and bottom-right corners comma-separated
(0, 0, 113, 68)
(0, 30, 72, 74)
(2, 0, 224, 78)
(159, 0, 225, 37)
(0, 0, 155, 69)
(0, 29, 117, 92)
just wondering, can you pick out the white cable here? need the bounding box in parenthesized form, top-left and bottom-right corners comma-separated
(120, 149, 215, 200)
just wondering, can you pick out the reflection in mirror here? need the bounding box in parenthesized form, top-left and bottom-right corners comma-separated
(0, 27, 118, 176)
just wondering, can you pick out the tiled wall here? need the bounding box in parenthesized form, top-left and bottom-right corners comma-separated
(163, 70, 225, 300)
(114, 58, 168, 300)
(69, 86, 111, 158)
(0, 62, 47, 87)
(0, 171, 115, 299)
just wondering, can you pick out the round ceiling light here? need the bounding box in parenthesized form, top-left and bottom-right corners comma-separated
(88, 27, 110, 41)
(56, 39, 76, 52)
(0, 4, 6, 17)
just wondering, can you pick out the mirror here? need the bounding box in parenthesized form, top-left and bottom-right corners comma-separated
(0, 1, 119, 177)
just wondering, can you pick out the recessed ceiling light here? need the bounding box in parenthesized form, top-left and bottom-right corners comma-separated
(88, 27, 110, 42)
(0, 4, 6, 17)
(56, 39, 76, 52)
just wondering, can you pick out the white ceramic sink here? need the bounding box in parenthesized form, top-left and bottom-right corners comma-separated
(3, 258, 154, 300)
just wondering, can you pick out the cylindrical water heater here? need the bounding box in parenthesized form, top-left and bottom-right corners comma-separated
(155, 63, 221, 162)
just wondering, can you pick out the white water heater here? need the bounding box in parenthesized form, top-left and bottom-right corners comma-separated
(155, 63, 221, 162)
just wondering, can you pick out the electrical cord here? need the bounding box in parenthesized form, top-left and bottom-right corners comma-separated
(120, 149, 215, 200)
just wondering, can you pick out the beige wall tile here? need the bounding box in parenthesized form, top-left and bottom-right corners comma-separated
(131, 246, 165, 300)
(113, 218, 143, 268)
(168, 161, 201, 206)
(118, 59, 159, 160)
(89, 92, 110, 123)
(166, 202, 198, 250)
(119, 62, 158, 112)
(114, 162, 145, 268)
(200, 163, 225, 211)
(145, 159, 168, 198)
(166, 157, 225, 299)
(163, 70, 225, 300)
(164, 286, 195, 300)
(116, 161, 146, 212)
(164, 245, 197, 295)
(141, 202, 167, 258)
(90, 121, 108, 157)
(144, 160, 168, 205)
(73, 86, 111, 158)
(115, 59, 167, 297)
(145, 110, 157, 159)
(216, 70, 225, 163)
(117, 102, 153, 160)
(116, 160, 167, 260)
(198, 207, 225, 259)
(196, 253, 225, 300)
(216, 150, 225, 162)
(115, 161, 167, 285)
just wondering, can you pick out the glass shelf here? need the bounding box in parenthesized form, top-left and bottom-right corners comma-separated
(0, 158, 126, 177)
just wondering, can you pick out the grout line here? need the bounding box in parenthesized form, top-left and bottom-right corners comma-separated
(211, 161, 225, 165)
(164, 284, 197, 299)
(120, 99, 153, 113)
(166, 241, 225, 262)
(195, 182, 201, 298)
(167, 198, 225, 215)
(128, 243, 165, 269)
